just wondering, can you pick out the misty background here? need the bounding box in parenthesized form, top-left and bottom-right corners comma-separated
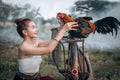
(0, 0, 120, 50)
(0, 0, 120, 80)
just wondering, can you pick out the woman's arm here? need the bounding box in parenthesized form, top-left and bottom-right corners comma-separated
(21, 22, 78, 55)
(21, 29, 66, 55)
(38, 26, 63, 47)
(38, 40, 52, 47)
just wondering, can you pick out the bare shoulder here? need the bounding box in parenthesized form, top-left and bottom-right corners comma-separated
(33, 39, 40, 47)
(19, 42, 34, 58)
(19, 42, 31, 53)
(20, 39, 40, 52)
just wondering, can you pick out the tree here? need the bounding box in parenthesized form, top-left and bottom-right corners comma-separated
(10, 5, 26, 22)
(0, 0, 43, 26)
(0, 0, 25, 23)
(0, 0, 13, 22)
(70, 0, 120, 17)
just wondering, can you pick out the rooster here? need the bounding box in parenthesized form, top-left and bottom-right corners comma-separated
(57, 12, 120, 38)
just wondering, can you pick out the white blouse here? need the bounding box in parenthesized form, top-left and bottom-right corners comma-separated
(18, 56, 42, 73)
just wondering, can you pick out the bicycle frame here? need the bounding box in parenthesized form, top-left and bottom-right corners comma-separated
(51, 28, 92, 80)
(63, 37, 88, 80)
(69, 41, 79, 79)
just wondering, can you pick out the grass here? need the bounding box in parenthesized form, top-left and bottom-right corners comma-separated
(88, 48, 120, 80)
(0, 54, 17, 80)
(0, 43, 120, 80)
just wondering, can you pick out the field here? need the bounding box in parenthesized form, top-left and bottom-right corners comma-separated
(0, 40, 120, 80)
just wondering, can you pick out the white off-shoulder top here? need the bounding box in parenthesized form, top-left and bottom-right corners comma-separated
(18, 56, 42, 73)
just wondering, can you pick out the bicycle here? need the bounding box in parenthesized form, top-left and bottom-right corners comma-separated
(50, 12, 120, 80)
(51, 28, 92, 80)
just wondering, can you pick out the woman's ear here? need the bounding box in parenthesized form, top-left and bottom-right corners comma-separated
(22, 30, 27, 36)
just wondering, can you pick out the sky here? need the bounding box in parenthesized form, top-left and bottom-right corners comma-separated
(3, 0, 77, 19)
(3, 0, 120, 19)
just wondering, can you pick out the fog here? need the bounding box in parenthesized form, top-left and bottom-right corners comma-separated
(84, 4, 120, 49)
(0, 3, 120, 50)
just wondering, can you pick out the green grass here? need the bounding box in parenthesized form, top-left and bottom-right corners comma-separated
(0, 54, 65, 80)
(0, 43, 120, 80)
(88, 48, 120, 80)
(0, 54, 17, 80)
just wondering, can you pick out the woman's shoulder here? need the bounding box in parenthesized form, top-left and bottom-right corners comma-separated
(20, 40, 39, 50)
(19, 42, 29, 53)
(33, 39, 40, 47)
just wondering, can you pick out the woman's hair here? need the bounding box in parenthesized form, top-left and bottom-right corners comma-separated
(15, 18, 32, 38)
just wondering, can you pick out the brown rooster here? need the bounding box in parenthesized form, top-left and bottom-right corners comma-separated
(57, 12, 120, 38)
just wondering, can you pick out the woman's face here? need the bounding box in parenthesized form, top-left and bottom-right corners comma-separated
(24, 21, 38, 38)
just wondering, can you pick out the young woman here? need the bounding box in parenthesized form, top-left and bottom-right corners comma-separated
(13, 18, 78, 80)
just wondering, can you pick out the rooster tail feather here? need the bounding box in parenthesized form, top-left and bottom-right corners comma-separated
(94, 17, 120, 37)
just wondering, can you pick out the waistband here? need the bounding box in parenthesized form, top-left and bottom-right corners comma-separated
(16, 70, 38, 80)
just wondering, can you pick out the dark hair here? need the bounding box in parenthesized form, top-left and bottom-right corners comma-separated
(15, 18, 32, 38)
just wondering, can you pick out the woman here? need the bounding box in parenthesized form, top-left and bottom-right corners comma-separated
(13, 18, 78, 80)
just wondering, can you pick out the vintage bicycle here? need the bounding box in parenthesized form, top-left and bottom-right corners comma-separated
(51, 12, 119, 80)
(51, 28, 92, 80)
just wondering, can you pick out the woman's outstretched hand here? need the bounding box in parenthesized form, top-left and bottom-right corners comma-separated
(62, 22, 79, 32)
